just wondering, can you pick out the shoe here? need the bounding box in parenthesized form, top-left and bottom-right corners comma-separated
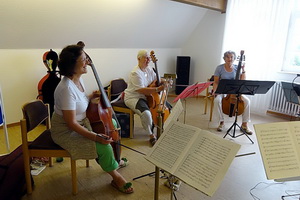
(149, 137, 157, 146)
(118, 157, 129, 169)
(164, 179, 181, 191)
(241, 125, 253, 135)
(56, 157, 64, 163)
(111, 180, 134, 194)
(217, 124, 225, 132)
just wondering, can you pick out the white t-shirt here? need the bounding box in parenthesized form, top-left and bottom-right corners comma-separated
(124, 65, 156, 101)
(54, 76, 89, 121)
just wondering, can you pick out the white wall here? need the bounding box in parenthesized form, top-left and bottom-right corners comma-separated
(0, 0, 206, 49)
(0, 48, 180, 124)
(0, 1, 226, 125)
(182, 10, 226, 84)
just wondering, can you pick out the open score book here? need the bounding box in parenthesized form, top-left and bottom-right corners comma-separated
(145, 120, 241, 196)
(254, 121, 300, 180)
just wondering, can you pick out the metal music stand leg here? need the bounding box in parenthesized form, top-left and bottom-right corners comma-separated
(131, 112, 164, 200)
(223, 95, 254, 144)
(154, 112, 163, 200)
(183, 98, 187, 124)
(167, 175, 180, 200)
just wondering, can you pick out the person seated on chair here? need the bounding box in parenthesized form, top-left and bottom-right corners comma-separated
(124, 50, 168, 146)
(211, 50, 252, 135)
(50, 44, 133, 194)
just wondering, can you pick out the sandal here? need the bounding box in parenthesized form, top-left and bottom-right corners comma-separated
(118, 157, 129, 169)
(149, 137, 157, 146)
(217, 123, 225, 132)
(111, 180, 134, 194)
(240, 125, 253, 135)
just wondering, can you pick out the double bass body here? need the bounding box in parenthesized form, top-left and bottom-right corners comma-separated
(221, 94, 244, 117)
(147, 81, 170, 125)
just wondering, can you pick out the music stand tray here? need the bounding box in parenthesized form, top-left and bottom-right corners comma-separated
(215, 80, 275, 143)
(173, 82, 212, 103)
(215, 80, 275, 95)
(172, 82, 211, 123)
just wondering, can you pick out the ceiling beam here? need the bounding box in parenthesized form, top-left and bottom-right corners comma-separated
(171, 0, 227, 13)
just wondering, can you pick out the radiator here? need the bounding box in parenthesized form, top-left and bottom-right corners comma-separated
(268, 82, 300, 116)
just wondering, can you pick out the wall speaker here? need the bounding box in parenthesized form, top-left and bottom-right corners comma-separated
(175, 56, 190, 95)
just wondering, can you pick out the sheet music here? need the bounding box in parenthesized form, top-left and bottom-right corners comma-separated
(291, 122, 300, 147)
(163, 99, 184, 129)
(176, 129, 240, 196)
(254, 121, 300, 180)
(145, 121, 240, 196)
(147, 121, 198, 172)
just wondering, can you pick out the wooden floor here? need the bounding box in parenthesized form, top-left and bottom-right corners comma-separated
(1, 97, 300, 200)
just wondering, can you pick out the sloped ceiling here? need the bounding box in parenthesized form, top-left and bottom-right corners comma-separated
(0, 0, 208, 49)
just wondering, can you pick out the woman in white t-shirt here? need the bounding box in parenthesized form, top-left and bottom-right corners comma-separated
(124, 50, 167, 146)
(51, 45, 133, 194)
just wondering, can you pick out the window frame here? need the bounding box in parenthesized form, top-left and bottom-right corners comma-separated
(282, 1, 300, 73)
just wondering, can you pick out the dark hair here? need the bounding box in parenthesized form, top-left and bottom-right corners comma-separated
(58, 45, 83, 77)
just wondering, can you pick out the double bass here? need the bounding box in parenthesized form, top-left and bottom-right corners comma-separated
(221, 50, 245, 117)
(78, 41, 122, 162)
(37, 49, 61, 117)
(147, 51, 170, 125)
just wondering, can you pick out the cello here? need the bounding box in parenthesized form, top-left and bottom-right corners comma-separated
(77, 41, 122, 162)
(221, 50, 245, 117)
(147, 51, 170, 125)
(37, 49, 61, 116)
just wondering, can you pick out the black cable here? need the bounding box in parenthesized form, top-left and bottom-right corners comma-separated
(249, 181, 284, 200)
(282, 190, 300, 200)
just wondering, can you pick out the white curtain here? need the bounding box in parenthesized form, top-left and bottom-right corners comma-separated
(222, 0, 294, 114)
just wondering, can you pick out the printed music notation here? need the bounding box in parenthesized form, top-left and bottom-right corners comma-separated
(163, 99, 184, 129)
(145, 120, 241, 197)
(254, 121, 300, 180)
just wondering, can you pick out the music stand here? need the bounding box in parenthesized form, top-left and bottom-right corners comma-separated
(281, 81, 300, 104)
(215, 80, 275, 143)
(281, 81, 300, 118)
(173, 82, 212, 123)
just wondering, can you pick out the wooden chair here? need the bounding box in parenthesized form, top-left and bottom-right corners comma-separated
(20, 99, 89, 195)
(204, 76, 214, 121)
(108, 78, 135, 138)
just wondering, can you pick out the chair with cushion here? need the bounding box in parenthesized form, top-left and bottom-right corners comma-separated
(108, 78, 135, 138)
(20, 99, 89, 195)
(204, 76, 214, 121)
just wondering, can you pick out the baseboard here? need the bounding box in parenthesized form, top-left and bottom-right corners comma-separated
(266, 110, 298, 120)
(0, 122, 20, 129)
